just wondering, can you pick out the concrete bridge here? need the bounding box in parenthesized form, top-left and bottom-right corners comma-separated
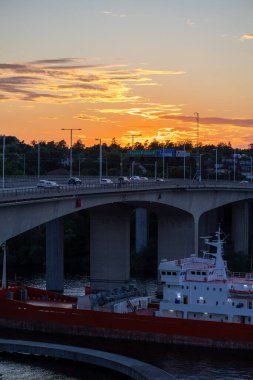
(0, 179, 253, 291)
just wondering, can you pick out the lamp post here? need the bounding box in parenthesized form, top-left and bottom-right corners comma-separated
(61, 128, 81, 178)
(2, 135, 5, 189)
(37, 143, 40, 178)
(95, 138, 102, 182)
(233, 150, 236, 181)
(213, 148, 218, 181)
(251, 156, 253, 182)
(199, 154, 203, 182)
(183, 144, 186, 180)
(162, 144, 165, 180)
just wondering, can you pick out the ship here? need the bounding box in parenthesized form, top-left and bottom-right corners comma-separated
(1, 226, 253, 350)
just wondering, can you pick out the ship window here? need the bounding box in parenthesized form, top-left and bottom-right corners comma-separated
(209, 315, 212, 319)
(182, 286, 184, 289)
(219, 288, 222, 292)
(197, 271, 201, 275)
(207, 287, 209, 291)
(202, 272, 206, 276)
(193, 314, 196, 317)
(167, 271, 171, 275)
(191, 271, 195, 275)
(162, 271, 166, 275)
(186, 286, 189, 289)
(194, 286, 196, 290)
(172, 272, 177, 276)
(213, 288, 216, 291)
(167, 285, 170, 288)
(225, 317, 228, 320)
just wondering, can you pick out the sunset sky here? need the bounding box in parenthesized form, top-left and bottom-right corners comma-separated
(0, 0, 253, 148)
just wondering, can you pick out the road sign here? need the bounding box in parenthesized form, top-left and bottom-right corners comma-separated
(176, 150, 190, 157)
(127, 150, 157, 156)
(157, 148, 175, 157)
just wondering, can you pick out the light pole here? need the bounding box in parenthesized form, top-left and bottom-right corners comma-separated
(233, 150, 236, 181)
(183, 144, 186, 180)
(162, 144, 165, 180)
(95, 138, 102, 182)
(37, 143, 40, 178)
(251, 157, 253, 182)
(213, 148, 218, 181)
(23, 154, 26, 176)
(61, 128, 81, 178)
(2, 135, 5, 189)
(199, 154, 203, 182)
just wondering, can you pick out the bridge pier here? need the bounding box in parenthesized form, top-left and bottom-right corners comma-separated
(157, 208, 194, 262)
(90, 206, 132, 291)
(135, 208, 149, 254)
(232, 201, 249, 255)
(46, 218, 64, 293)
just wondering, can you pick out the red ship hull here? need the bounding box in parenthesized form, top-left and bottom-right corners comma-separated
(0, 286, 253, 350)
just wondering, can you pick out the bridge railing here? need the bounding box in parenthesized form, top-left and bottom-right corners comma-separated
(0, 178, 252, 203)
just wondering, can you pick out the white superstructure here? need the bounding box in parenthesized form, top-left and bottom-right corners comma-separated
(156, 227, 253, 324)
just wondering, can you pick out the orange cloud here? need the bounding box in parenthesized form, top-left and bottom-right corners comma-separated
(240, 34, 253, 40)
(0, 58, 185, 105)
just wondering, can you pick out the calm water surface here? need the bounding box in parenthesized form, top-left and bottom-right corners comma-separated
(2, 274, 253, 380)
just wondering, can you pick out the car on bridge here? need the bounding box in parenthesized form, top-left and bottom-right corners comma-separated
(37, 180, 60, 188)
(68, 177, 82, 185)
(118, 176, 130, 184)
(100, 178, 113, 184)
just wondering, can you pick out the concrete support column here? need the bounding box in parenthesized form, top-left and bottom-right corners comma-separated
(194, 217, 199, 256)
(232, 201, 249, 255)
(46, 218, 64, 293)
(157, 208, 194, 263)
(90, 206, 131, 291)
(135, 208, 148, 254)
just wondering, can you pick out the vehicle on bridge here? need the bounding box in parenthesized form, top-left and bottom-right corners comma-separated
(68, 177, 82, 185)
(100, 178, 113, 184)
(118, 176, 130, 184)
(37, 180, 60, 188)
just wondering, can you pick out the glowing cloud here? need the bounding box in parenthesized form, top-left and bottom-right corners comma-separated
(0, 58, 185, 105)
(240, 34, 253, 41)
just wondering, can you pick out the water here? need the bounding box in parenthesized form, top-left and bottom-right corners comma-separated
(2, 274, 253, 379)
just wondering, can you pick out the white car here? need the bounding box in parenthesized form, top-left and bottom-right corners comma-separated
(130, 176, 141, 181)
(140, 176, 148, 181)
(37, 180, 60, 188)
(100, 178, 113, 184)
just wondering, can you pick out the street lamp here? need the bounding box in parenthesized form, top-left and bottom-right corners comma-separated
(95, 138, 102, 183)
(183, 144, 186, 180)
(199, 154, 203, 182)
(251, 156, 253, 182)
(213, 149, 218, 181)
(37, 143, 40, 178)
(2, 135, 5, 189)
(61, 128, 82, 178)
(233, 149, 236, 181)
(162, 144, 165, 180)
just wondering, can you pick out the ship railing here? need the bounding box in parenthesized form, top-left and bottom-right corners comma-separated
(231, 272, 253, 279)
